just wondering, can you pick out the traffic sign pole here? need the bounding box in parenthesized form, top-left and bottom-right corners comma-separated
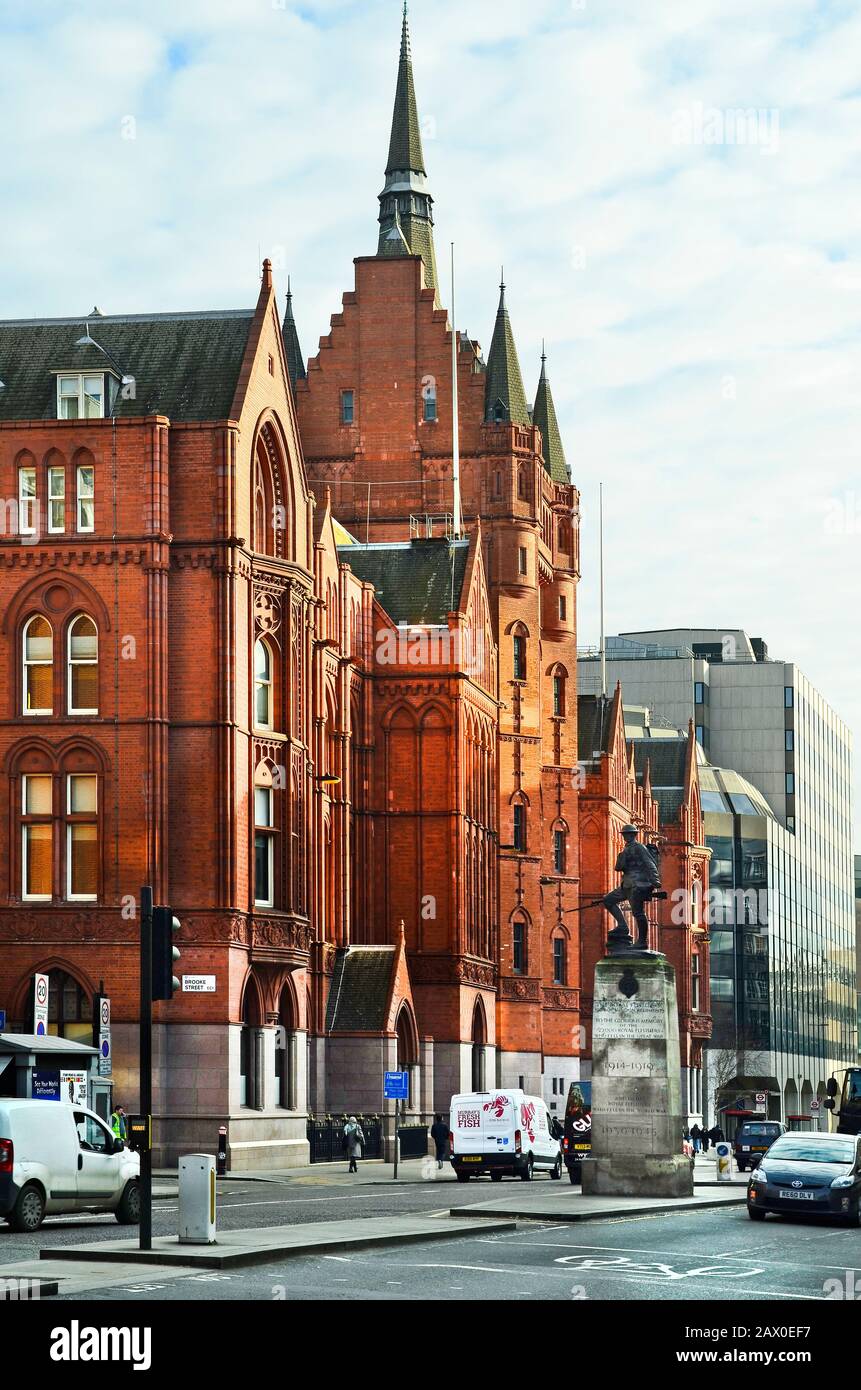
(394, 1097, 399, 1181)
(140, 885, 153, 1252)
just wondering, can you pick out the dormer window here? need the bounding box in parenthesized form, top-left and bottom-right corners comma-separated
(57, 374, 105, 420)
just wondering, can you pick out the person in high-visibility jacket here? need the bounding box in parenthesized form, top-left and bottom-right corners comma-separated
(111, 1105, 127, 1141)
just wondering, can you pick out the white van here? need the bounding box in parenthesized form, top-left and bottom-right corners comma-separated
(0, 1100, 140, 1232)
(449, 1090, 562, 1182)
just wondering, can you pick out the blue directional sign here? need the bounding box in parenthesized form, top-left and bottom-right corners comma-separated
(384, 1070, 409, 1100)
(0, 1010, 6, 1031)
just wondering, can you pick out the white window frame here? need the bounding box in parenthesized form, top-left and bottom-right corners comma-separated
(66, 773, 98, 901)
(67, 614, 98, 716)
(18, 466, 36, 536)
(76, 464, 95, 533)
(48, 465, 66, 534)
(22, 774, 53, 901)
(254, 785, 275, 908)
(57, 374, 105, 421)
(23, 614, 53, 716)
(253, 639, 273, 731)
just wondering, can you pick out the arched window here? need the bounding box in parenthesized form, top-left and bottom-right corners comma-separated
(512, 914, 527, 974)
(471, 1001, 486, 1091)
(396, 1006, 418, 1108)
(239, 981, 262, 1109)
(553, 824, 567, 875)
(67, 614, 98, 714)
(552, 929, 568, 986)
(275, 985, 296, 1110)
(254, 638, 274, 730)
(513, 634, 526, 682)
(512, 793, 527, 853)
(553, 670, 566, 717)
(46, 969, 92, 1043)
(23, 615, 53, 715)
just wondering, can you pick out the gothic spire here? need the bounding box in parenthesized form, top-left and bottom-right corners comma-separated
(484, 275, 530, 426)
(377, 5, 439, 298)
(282, 278, 306, 389)
(532, 345, 570, 482)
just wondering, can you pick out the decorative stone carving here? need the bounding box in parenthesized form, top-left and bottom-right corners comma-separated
(542, 986, 580, 1011)
(254, 590, 281, 634)
(498, 975, 541, 1002)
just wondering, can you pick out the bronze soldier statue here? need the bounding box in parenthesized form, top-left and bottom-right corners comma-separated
(603, 824, 661, 951)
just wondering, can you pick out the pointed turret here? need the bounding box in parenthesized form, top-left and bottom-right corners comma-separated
(282, 279, 306, 389)
(378, 201, 411, 259)
(532, 345, 570, 482)
(377, 4, 439, 298)
(484, 276, 530, 425)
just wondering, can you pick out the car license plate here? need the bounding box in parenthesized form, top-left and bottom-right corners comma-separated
(778, 1189, 815, 1200)
(461, 1156, 481, 1162)
(742, 1145, 750, 1151)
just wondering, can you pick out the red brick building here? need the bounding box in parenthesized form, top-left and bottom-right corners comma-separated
(0, 8, 709, 1165)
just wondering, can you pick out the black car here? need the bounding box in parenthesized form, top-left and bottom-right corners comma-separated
(747, 1131, 861, 1224)
(734, 1120, 785, 1171)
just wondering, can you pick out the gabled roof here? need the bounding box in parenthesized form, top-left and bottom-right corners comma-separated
(484, 281, 530, 425)
(282, 282, 306, 388)
(385, 5, 426, 176)
(577, 692, 615, 761)
(326, 947, 397, 1031)
(338, 538, 469, 625)
(532, 349, 570, 483)
(0, 310, 253, 422)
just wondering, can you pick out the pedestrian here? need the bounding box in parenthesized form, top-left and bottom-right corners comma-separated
(111, 1104, 127, 1141)
(709, 1124, 724, 1145)
(701, 1129, 710, 1155)
(430, 1113, 449, 1169)
(690, 1123, 702, 1154)
(343, 1115, 364, 1174)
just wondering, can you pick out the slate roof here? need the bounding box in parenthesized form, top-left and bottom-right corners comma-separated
(577, 694, 614, 761)
(484, 282, 530, 425)
(0, 310, 254, 422)
(532, 352, 570, 483)
(338, 538, 469, 625)
(631, 739, 687, 787)
(282, 285, 306, 388)
(325, 947, 396, 1031)
(385, 7, 426, 176)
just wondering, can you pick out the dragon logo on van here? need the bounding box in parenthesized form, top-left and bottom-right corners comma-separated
(482, 1094, 510, 1118)
(521, 1102, 536, 1143)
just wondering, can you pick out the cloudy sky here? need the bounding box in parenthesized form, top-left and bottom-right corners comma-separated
(2, 0, 858, 842)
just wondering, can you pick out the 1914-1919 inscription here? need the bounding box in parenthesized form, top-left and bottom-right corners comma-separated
(593, 997, 664, 1040)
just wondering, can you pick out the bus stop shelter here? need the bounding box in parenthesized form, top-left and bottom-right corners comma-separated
(0, 1033, 111, 1118)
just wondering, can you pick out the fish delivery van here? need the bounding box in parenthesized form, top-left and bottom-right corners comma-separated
(449, 1090, 562, 1182)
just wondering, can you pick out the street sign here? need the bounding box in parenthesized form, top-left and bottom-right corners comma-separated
(0, 1009, 6, 1032)
(181, 975, 216, 993)
(97, 995, 111, 1078)
(33, 973, 49, 1036)
(810, 1099, 821, 1112)
(384, 1070, 409, 1100)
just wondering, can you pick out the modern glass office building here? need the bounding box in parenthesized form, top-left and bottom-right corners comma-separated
(582, 630, 856, 1125)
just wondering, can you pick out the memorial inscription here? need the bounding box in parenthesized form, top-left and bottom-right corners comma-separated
(593, 996, 664, 1040)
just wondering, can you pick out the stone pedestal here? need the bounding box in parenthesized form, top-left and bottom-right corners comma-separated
(582, 952, 693, 1198)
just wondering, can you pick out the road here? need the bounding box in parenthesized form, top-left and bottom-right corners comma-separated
(0, 1168, 486, 1263)
(33, 1188, 861, 1303)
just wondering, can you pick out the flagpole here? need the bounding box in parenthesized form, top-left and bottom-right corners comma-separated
(599, 481, 606, 698)
(451, 242, 462, 539)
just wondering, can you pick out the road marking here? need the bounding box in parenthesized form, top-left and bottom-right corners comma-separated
(322, 1255, 353, 1262)
(514, 1238, 861, 1272)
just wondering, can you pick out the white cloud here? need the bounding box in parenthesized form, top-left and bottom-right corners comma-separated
(0, 0, 857, 839)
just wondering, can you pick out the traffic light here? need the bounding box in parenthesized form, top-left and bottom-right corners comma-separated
(152, 906, 181, 1000)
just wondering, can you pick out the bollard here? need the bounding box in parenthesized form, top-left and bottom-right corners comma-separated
(715, 1141, 733, 1182)
(216, 1125, 228, 1177)
(178, 1154, 217, 1244)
